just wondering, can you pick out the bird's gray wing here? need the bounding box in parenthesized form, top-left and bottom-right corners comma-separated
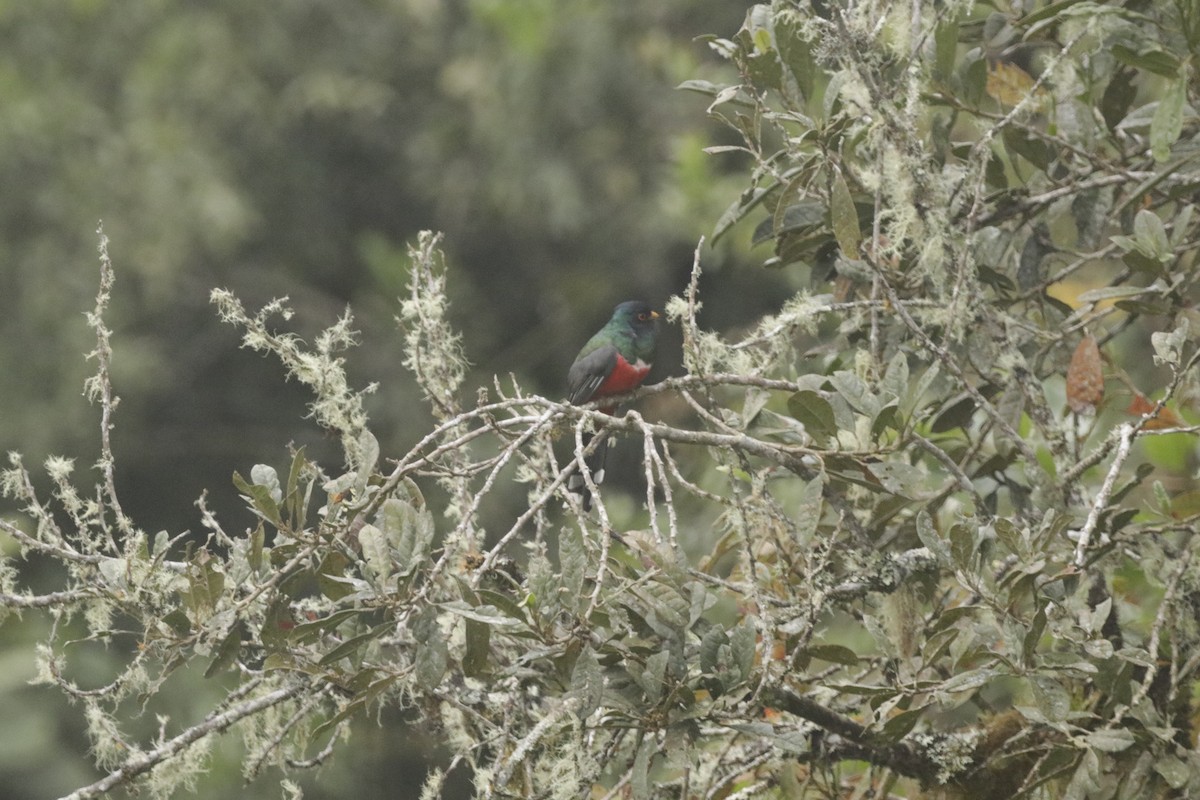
(567, 344, 618, 405)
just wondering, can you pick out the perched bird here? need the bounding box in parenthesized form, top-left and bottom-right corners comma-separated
(567, 300, 660, 509)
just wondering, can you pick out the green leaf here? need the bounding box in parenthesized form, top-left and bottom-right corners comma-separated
(1064, 749, 1101, 800)
(1154, 755, 1190, 789)
(161, 609, 192, 637)
(475, 589, 529, 624)
(233, 470, 285, 528)
(286, 445, 308, 500)
(1017, 224, 1050, 289)
(377, 497, 433, 578)
(829, 370, 879, 418)
(357, 523, 390, 583)
(1075, 283, 1156, 304)
(636, 581, 688, 633)
(413, 608, 448, 690)
(439, 601, 523, 627)
(792, 476, 824, 544)
(310, 697, 366, 743)
(1030, 674, 1071, 722)
(248, 523, 264, 573)
(916, 511, 952, 566)
(1150, 77, 1185, 162)
(994, 518, 1024, 556)
(758, 199, 826, 244)
(823, 69, 847, 119)
(882, 705, 927, 740)
(631, 736, 654, 800)
(1003, 128, 1052, 171)
(292, 608, 361, 643)
(949, 523, 977, 570)
(318, 622, 390, 667)
(638, 650, 669, 701)
(931, 395, 976, 433)
(462, 617, 491, 679)
(558, 525, 587, 612)
(186, 551, 225, 618)
(250, 463, 282, 503)
(317, 552, 354, 601)
(930, 605, 981, 633)
(1170, 204, 1194, 249)
(934, 21, 958, 80)
(866, 460, 921, 498)
(1075, 284, 1160, 304)
(1085, 727, 1136, 753)
(1133, 209, 1171, 261)
(714, 184, 774, 243)
(261, 599, 294, 653)
(730, 620, 757, 684)
(830, 170, 860, 258)
(355, 428, 380, 483)
(1101, 68, 1137, 130)
(571, 647, 604, 719)
(204, 620, 245, 678)
(1022, 606, 1047, 663)
(880, 351, 909, 404)
(1150, 319, 1189, 367)
(872, 404, 900, 441)
(787, 390, 837, 442)
(940, 667, 995, 694)
(1017, 0, 1087, 26)
(804, 643, 859, 666)
(1111, 44, 1181, 78)
(676, 79, 728, 98)
(699, 626, 728, 677)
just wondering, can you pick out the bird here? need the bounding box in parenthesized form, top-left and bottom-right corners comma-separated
(566, 300, 660, 510)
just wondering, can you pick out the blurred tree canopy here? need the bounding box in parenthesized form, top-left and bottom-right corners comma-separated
(0, 0, 769, 532)
(5, 0, 1200, 799)
(0, 1, 763, 796)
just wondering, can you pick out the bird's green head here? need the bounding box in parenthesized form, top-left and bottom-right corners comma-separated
(607, 300, 660, 361)
(611, 300, 659, 331)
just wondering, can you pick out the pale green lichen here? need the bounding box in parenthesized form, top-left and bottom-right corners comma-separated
(911, 730, 979, 784)
(210, 289, 375, 470)
(145, 733, 210, 800)
(398, 231, 468, 421)
(85, 698, 131, 771)
(418, 769, 444, 800)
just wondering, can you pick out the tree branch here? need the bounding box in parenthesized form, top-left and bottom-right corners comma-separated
(58, 681, 306, 800)
(762, 687, 940, 784)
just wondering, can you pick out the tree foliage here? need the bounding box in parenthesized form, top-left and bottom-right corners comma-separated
(4, 1, 1200, 798)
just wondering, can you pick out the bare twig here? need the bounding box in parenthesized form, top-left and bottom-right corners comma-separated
(0, 588, 96, 609)
(86, 225, 132, 545)
(1072, 423, 1134, 567)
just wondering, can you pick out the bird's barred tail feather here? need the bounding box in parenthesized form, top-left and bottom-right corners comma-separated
(567, 432, 608, 511)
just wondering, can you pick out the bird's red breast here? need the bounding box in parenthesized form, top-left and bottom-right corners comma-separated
(592, 353, 651, 412)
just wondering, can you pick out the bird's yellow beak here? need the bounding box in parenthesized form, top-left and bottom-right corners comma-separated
(650, 310, 661, 319)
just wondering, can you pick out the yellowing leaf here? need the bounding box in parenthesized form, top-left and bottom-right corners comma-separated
(986, 60, 1045, 107)
(830, 170, 860, 258)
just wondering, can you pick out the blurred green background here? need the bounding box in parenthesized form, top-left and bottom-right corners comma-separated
(0, 1, 794, 796)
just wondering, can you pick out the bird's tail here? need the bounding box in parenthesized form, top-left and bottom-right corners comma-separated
(567, 432, 608, 511)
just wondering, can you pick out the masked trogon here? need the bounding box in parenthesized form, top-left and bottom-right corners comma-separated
(567, 300, 660, 509)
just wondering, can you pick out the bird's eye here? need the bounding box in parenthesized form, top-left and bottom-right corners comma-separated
(637, 312, 648, 321)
